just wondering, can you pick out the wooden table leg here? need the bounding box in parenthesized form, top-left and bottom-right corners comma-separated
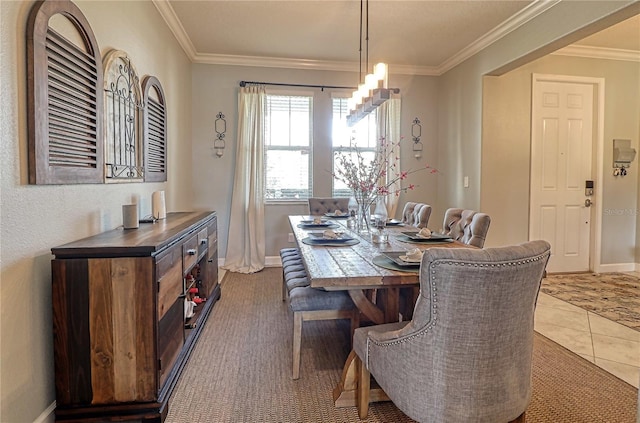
(335, 288, 404, 408)
(379, 287, 400, 323)
(333, 351, 390, 408)
(348, 290, 384, 324)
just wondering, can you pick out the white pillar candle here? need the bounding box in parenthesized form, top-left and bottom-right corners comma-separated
(152, 191, 166, 220)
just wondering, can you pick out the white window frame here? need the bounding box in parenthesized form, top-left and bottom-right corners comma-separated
(331, 95, 378, 197)
(264, 90, 314, 203)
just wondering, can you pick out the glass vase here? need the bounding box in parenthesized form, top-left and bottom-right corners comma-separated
(372, 196, 389, 243)
(356, 200, 371, 234)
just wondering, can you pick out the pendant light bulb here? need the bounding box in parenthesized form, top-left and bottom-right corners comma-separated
(374, 62, 388, 87)
(357, 84, 368, 103)
(365, 73, 378, 90)
(347, 97, 356, 113)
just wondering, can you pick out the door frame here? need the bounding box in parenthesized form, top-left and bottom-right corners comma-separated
(531, 73, 605, 273)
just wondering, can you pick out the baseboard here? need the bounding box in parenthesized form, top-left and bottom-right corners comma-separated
(218, 257, 282, 268)
(594, 262, 637, 273)
(265, 255, 282, 267)
(33, 401, 55, 423)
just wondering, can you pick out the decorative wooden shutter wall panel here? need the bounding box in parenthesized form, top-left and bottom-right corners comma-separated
(142, 76, 167, 182)
(27, 0, 104, 184)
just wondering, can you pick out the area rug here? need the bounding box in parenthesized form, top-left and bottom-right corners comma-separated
(541, 272, 640, 331)
(165, 268, 638, 423)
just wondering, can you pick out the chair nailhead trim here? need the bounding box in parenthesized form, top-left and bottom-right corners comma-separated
(368, 250, 550, 350)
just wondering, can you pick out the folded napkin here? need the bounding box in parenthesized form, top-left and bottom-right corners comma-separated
(417, 228, 432, 238)
(323, 229, 339, 239)
(313, 217, 324, 224)
(334, 209, 343, 216)
(405, 248, 424, 261)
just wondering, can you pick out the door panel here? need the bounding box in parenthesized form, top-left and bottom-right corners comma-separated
(531, 79, 593, 273)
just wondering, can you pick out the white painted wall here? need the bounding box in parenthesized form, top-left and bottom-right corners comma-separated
(0, 1, 192, 421)
(1, 0, 638, 421)
(437, 0, 638, 247)
(190, 64, 440, 257)
(482, 55, 640, 267)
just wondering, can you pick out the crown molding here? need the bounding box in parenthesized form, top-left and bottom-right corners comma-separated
(154, 0, 575, 76)
(552, 45, 640, 62)
(192, 52, 441, 76)
(152, 0, 196, 61)
(436, 0, 561, 74)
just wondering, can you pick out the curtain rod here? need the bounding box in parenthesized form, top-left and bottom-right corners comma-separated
(239, 80, 353, 91)
(239, 80, 400, 94)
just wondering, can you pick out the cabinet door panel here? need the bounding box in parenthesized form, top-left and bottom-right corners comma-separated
(87, 257, 157, 404)
(52, 258, 93, 406)
(156, 247, 182, 320)
(157, 298, 183, 387)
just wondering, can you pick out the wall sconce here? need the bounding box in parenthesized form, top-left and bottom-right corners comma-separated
(214, 112, 226, 157)
(412, 117, 423, 158)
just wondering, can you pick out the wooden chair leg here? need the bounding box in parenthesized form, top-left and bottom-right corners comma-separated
(292, 312, 302, 379)
(509, 411, 526, 423)
(356, 355, 370, 419)
(282, 269, 287, 301)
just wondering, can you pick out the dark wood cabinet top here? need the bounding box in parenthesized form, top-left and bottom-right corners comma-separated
(52, 211, 216, 258)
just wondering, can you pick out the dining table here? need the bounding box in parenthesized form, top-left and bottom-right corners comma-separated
(287, 214, 473, 407)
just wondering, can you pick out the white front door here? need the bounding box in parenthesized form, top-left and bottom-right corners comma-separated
(530, 76, 594, 273)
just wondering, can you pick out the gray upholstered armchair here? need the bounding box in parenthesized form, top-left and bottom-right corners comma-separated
(353, 240, 551, 422)
(400, 202, 432, 228)
(443, 208, 491, 248)
(308, 197, 349, 216)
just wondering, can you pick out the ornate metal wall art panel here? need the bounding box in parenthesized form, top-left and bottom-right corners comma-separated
(103, 50, 144, 180)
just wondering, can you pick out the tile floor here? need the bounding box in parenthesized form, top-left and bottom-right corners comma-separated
(534, 271, 640, 388)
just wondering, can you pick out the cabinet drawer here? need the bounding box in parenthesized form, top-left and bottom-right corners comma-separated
(207, 220, 217, 261)
(156, 246, 182, 321)
(197, 227, 208, 259)
(182, 234, 198, 275)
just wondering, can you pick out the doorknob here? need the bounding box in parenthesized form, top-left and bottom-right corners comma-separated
(585, 199, 592, 207)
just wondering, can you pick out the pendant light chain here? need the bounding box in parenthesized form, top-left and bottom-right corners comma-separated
(346, 0, 395, 127)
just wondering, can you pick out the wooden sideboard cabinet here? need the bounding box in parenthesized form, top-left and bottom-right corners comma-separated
(51, 211, 220, 422)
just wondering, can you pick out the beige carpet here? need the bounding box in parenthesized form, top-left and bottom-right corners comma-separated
(541, 272, 640, 331)
(166, 267, 638, 423)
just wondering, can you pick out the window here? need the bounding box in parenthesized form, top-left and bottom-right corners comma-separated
(264, 94, 312, 200)
(331, 97, 377, 197)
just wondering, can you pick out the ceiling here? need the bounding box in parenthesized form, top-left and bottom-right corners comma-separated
(156, 1, 640, 75)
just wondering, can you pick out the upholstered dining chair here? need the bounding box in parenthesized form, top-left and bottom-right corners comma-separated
(353, 240, 551, 422)
(280, 249, 359, 380)
(400, 202, 432, 228)
(442, 208, 491, 248)
(307, 197, 350, 216)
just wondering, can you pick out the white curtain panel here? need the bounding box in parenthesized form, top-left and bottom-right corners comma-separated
(222, 85, 266, 273)
(376, 96, 402, 218)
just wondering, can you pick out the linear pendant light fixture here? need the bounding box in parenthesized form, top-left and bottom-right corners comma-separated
(346, 0, 395, 127)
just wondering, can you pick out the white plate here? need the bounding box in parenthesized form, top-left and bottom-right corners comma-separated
(399, 255, 422, 263)
(308, 231, 351, 241)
